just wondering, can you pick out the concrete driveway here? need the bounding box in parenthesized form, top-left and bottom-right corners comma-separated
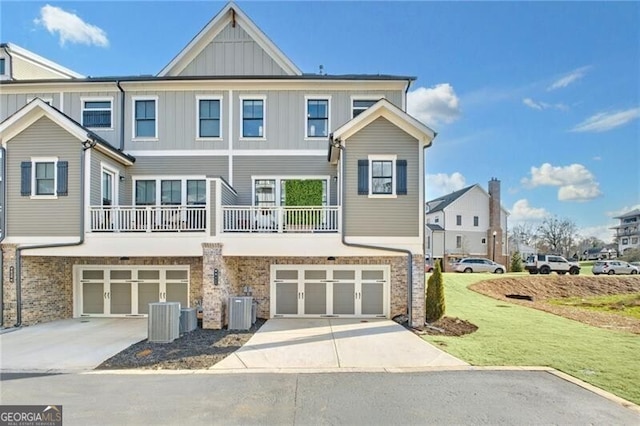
(0, 318, 146, 372)
(212, 318, 467, 371)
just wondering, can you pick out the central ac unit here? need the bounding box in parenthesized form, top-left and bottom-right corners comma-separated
(180, 307, 197, 333)
(228, 297, 253, 330)
(148, 302, 180, 343)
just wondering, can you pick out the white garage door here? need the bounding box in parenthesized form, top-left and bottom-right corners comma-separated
(270, 265, 389, 318)
(74, 265, 190, 317)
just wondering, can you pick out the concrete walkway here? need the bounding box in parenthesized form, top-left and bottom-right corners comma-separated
(212, 318, 467, 371)
(0, 317, 147, 372)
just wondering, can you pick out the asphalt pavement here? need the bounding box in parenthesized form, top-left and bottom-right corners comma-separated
(1, 370, 638, 425)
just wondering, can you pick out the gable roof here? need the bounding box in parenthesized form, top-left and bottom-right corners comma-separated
(426, 185, 476, 214)
(0, 98, 134, 165)
(1, 43, 84, 79)
(158, 2, 301, 77)
(329, 99, 436, 162)
(614, 208, 640, 219)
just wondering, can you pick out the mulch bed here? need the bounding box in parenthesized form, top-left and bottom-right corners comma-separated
(97, 319, 265, 370)
(421, 317, 478, 336)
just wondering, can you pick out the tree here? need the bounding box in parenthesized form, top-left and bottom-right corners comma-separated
(537, 216, 578, 257)
(511, 251, 523, 272)
(425, 261, 445, 323)
(511, 223, 539, 247)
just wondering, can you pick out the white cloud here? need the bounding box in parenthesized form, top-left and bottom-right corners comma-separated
(521, 163, 602, 202)
(606, 205, 640, 218)
(407, 84, 461, 126)
(547, 66, 590, 91)
(571, 107, 640, 133)
(522, 97, 568, 111)
(509, 199, 549, 221)
(578, 225, 616, 243)
(34, 5, 108, 47)
(426, 172, 466, 199)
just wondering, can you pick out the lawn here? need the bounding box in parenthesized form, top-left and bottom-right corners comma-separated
(549, 293, 640, 320)
(422, 273, 640, 405)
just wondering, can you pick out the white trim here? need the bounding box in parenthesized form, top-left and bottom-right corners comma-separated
(27, 96, 53, 106)
(0, 55, 10, 80)
(228, 89, 234, 185)
(132, 175, 208, 206)
(368, 154, 397, 198)
(304, 95, 331, 140)
(125, 149, 327, 157)
(100, 162, 120, 206)
(59, 91, 64, 112)
(239, 95, 266, 140)
(195, 95, 223, 141)
(3, 237, 81, 244)
(84, 149, 92, 233)
(350, 95, 385, 119)
(81, 96, 114, 130)
(131, 96, 159, 141)
(251, 175, 331, 207)
(31, 156, 58, 198)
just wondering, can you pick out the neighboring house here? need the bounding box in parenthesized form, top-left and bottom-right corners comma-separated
(0, 3, 435, 329)
(612, 209, 640, 255)
(425, 179, 508, 270)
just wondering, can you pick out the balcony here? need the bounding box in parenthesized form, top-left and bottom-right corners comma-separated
(222, 206, 340, 233)
(89, 205, 206, 232)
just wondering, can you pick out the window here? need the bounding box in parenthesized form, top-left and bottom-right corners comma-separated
(358, 155, 407, 198)
(622, 238, 629, 244)
(474, 216, 479, 227)
(161, 180, 181, 205)
(632, 237, 639, 244)
(481, 238, 486, 244)
(197, 98, 221, 138)
(187, 180, 206, 205)
(306, 98, 329, 138)
(456, 236, 462, 249)
(102, 169, 114, 205)
(0, 58, 5, 75)
(241, 98, 265, 138)
(456, 215, 462, 226)
(435, 217, 439, 223)
(135, 180, 156, 205)
(371, 160, 393, 194)
(35, 162, 55, 195)
(427, 236, 431, 250)
(133, 98, 157, 139)
(352, 99, 379, 118)
(254, 179, 276, 206)
(82, 98, 112, 128)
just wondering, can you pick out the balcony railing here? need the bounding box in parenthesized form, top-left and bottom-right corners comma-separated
(222, 206, 340, 233)
(89, 205, 206, 232)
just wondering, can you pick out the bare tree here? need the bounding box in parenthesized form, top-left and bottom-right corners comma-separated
(511, 223, 539, 246)
(537, 216, 578, 257)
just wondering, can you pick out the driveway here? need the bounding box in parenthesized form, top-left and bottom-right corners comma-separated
(212, 318, 467, 371)
(0, 317, 147, 372)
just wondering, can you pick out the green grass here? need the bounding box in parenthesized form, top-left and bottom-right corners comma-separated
(423, 273, 640, 405)
(549, 293, 640, 320)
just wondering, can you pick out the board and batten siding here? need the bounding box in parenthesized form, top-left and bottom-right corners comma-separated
(63, 91, 121, 147)
(0, 93, 61, 122)
(89, 149, 126, 206)
(232, 156, 338, 206)
(179, 22, 288, 77)
(5, 117, 81, 236)
(122, 156, 228, 204)
(344, 117, 419, 237)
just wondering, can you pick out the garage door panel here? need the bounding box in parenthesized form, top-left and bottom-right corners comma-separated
(304, 282, 327, 315)
(275, 282, 299, 315)
(166, 282, 188, 309)
(361, 282, 384, 315)
(138, 282, 160, 315)
(333, 282, 355, 315)
(110, 282, 132, 314)
(82, 283, 104, 314)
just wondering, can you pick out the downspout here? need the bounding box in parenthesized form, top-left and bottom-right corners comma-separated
(403, 78, 412, 112)
(116, 81, 125, 151)
(334, 138, 417, 328)
(13, 140, 94, 328)
(0, 147, 7, 327)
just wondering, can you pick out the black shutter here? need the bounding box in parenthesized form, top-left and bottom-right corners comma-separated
(21, 162, 31, 196)
(357, 160, 368, 195)
(57, 161, 68, 196)
(396, 160, 407, 195)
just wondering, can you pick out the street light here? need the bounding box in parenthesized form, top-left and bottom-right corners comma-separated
(492, 231, 497, 262)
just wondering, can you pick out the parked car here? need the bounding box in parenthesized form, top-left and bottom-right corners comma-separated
(525, 254, 580, 275)
(453, 258, 505, 274)
(592, 261, 639, 275)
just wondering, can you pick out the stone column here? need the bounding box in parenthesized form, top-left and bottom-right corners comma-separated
(1, 244, 18, 326)
(411, 254, 426, 328)
(202, 243, 231, 329)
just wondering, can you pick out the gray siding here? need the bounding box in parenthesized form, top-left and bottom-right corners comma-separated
(233, 156, 337, 205)
(0, 93, 61, 121)
(63, 91, 121, 147)
(6, 117, 81, 236)
(89, 150, 126, 206)
(344, 117, 419, 237)
(123, 156, 228, 204)
(221, 183, 237, 205)
(179, 23, 288, 76)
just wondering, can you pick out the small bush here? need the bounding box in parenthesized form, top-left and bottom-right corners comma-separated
(511, 251, 523, 272)
(426, 261, 445, 323)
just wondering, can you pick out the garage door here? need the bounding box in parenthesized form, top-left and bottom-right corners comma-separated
(74, 265, 190, 317)
(270, 265, 389, 318)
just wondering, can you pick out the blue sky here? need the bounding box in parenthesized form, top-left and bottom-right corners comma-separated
(1, 1, 639, 242)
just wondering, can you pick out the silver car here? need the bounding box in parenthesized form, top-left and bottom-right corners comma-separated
(454, 258, 506, 274)
(592, 261, 639, 275)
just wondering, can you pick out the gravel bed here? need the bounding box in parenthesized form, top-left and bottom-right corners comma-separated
(97, 319, 265, 370)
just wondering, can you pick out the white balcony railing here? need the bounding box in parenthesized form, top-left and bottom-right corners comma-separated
(89, 205, 206, 232)
(222, 206, 340, 233)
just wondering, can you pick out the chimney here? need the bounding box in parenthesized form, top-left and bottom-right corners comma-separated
(488, 177, 501, 228)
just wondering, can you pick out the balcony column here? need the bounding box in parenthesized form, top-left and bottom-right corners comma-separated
(202, 243, 233, 329)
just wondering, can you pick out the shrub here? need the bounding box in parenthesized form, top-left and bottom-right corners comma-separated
(426, 261, 445, 323)
(621, 248, 640, 262)
(511, 251, 523, 272)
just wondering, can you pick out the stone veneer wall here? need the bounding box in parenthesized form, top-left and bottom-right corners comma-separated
(201, 254, 426, 329)
(0, 244, 202, 326)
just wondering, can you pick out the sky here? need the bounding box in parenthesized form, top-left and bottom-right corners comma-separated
(0, 1, 638, 242)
